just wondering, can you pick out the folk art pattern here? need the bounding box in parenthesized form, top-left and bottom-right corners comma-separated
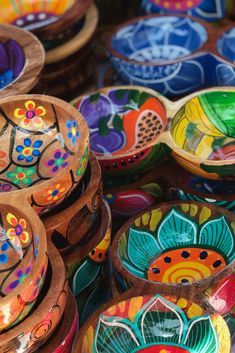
(81, 295, 230, 353)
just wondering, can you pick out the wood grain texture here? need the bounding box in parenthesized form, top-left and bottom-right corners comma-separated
(0, 24, 45, 98)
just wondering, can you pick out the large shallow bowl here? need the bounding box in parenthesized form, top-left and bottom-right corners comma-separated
(112, 201, 235, 300)
(74, 291, 231, 353)
(0, 201, 47, 332)
(0, 24, 44, 98)
(0, 242, 68, 353)
(0, 94, 89, 215)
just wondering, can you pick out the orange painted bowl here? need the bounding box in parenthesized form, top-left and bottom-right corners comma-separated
(73, 291, 231, 353)
(0, 24, 45, 98)
(0, 94, 89, 215)
(1, 0, 93, 44)
(111, 201, 235, 301)
(42, 152, 102, 248)
(72, 86, 169, 175)
(0, 201, 47, 332)
(0, 241, 68, 353)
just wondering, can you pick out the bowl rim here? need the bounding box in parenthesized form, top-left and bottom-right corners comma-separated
(0, 93, 89, 200)
(0, 241, 68, 350)
(111, 200, 235, 298)
(106, 13, 212, 67)
(0, 24, 45, 98)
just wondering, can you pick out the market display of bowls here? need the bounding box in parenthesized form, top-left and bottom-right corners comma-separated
(106, 15, 235, 97)
(73, 291, 231, 353)
(141, 0, 225, 22)
(0, 24, 44, 97)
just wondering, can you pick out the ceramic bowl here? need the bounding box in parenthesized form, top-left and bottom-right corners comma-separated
(1, 0, 93, 44)
(73, 86, 168, 174)
(0, 241, 68, 353)
(41, 289, 78, 353)
(0, 24, 44, 98)
(43, 152, 102, 248)
(0, 94, 89, 215)
(112, 201, 235, 300)
(0, 201, 47, 332)
(141, 0, 225, 22)
(74, 291, 231, 353)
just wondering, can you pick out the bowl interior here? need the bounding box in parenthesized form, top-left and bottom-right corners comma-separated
(0, 204, 37, 297)
(111, 17, 207, 62)
(76, 88, 167, 156)
(118, 203, 235, 285)
(217, 28, 235, 63)
(0, 97, 80, 192)
(170, 91, 235, 161)
(81, 294, 230, 353)
(0, 37, 25, 90)
(2, 0, 76, 30)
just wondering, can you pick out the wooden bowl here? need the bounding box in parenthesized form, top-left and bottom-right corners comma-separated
(0, 201, 47, 332)
(111, 201, 235, 301)
(72, 86, 168, 175)
(41, 289, 78, 353)
(0, 94, 89, 215)
(42, 152, 102, 247)
(0, 24, 45, 98)
(73, 290, 231, 353)
(0, 241, 68, 353)
(1, 0, 93, 44)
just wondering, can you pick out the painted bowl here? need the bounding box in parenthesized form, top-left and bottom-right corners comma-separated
(73, 86, 168, 174)
(0, 94, 89, 215)
(0, 201, 47, 332)
(43, 152, 102, 248)
(141, 0, 225, 22)
(0, 24, 44, 98)
(1, 0, 93, 43)
(0, 242, 68, 353)
(112, 201, 235, 300)
(74, 292, 231, 353)
(41, 289, 78, 353)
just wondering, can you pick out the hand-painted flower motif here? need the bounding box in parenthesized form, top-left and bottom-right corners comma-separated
(14, 100, 46, 129)
(90, 295, 230, 353)
(76, 150, 88, 177)
(6, 166, 35, 186)
(66, 119, 80, 145)
(46, 183, 66, 202)
(16, 138, 43, 163)
(0, 242, 9, 264)
(121, 208, 235, 284)
(0, 150, 7, 168)
(46, 149, 69, 173)
(8, 266, 31, 291)
(0, 182, 12, 192)
(6, 213, 30, 247)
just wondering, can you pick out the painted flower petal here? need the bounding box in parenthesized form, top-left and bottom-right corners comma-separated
(95, 315, 140, 353)
(199, 217, 235, 262)
(35, 106, 46, 116)
(33, 140, 43, 148)
(14, 108, 25, 118)
(136, 295, 188, 345)
(6, 213, 18, 226)
(33, 116, 43, 128)
(20, 231, 29, 243)
(25, 168, 35, 176)
(122, 259, 145, 279)
(184, 316, 218, 353)
(25, 100, 35, 110)
(127, 227, 159, 271)
(158, 209, 197, 249)
(19, 218, 26, 229)
(22, 118, 30, 127)
(16, 145, 24, 153)
(24, 138, 31, 147)
(72, 260, 100, 296)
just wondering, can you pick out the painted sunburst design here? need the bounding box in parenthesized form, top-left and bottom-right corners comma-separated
(81, 295, 231, 353)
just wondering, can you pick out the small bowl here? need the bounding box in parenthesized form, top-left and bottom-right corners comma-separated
(0, 201, 47, 332)
(1, 0, 93, 44)
(0, 24, 45, 98)
(74, 291, 231, 353)
(0, 94, 89, 215)
(43, 152, 102, 247)
(141, 0, 225, 22)
(112, 201, 235, 300)
(0, 241, 68, 352)
(73, 86, 168, 174)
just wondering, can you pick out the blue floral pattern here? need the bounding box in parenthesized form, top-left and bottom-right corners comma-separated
(16, 138, 43, 163)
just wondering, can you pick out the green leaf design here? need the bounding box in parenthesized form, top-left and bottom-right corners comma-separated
(201, 163, 235, 177)
(98, 117, 109, 136)
(122, 259, 145, 279)
(113, 114, 124, 131)
(115, 89, 128, 100)
(90, 93, 101, 102)
(72, 259, 100, 296)
(127, 227, 159, 271)
(199, 216, 235, 262)
(184, 316, 219, 353)
(138, 92, 151, 106)
(141, 183, 162, 198)
(158, 209, 197, 250)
